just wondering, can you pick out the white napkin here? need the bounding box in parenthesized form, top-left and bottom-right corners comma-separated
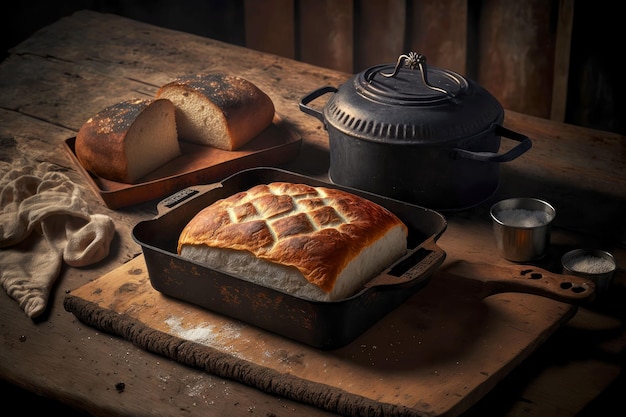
(0, 159, 115, 319)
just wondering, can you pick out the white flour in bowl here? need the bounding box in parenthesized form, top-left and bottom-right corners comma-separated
(496, 208, 551, 227)
(568, 255, 615, 274)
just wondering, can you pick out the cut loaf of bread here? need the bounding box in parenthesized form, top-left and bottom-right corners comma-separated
(177, 182, 408, 302)
(155, 73, 275, 151)
(75, 98, 180, 184)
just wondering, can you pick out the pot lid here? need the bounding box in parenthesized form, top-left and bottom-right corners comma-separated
(324, 52, 504, 144)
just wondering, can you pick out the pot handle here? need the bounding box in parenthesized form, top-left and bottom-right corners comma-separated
(451, 124, 532, 163)
(299, 86, 337, 124)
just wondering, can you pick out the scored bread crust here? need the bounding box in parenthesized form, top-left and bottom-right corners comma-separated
(75, 98, 180, 183)
(177, 182, 408, 300)
(156, 73, 275, 151)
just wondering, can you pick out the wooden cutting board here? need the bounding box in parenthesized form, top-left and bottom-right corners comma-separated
(64, 255, 578, 417)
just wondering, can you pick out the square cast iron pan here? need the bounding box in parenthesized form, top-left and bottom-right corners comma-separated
(132, 167, 447, 349)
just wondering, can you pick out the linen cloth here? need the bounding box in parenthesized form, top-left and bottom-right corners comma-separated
(0, 158, 115, 319)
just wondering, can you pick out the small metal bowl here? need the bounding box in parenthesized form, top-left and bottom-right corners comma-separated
(490, 198, 556, 262)
(562, 249, 616, 294)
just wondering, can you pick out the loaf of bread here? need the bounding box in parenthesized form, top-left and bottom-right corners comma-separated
(177, 182, 408, 301)
(155, 73, 275, 151)
(75, 98, 180, 184)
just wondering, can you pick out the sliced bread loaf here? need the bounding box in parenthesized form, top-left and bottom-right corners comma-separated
(75, 98, 180, 184)
(156, 73, 275, 151)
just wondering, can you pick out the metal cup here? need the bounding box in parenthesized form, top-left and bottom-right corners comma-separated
(490, 198, 556, 262)
(562, 249, 616, 295)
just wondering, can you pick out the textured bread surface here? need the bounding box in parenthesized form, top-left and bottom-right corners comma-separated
(75, 98, 180, 183)
(156, 73, 275, 151)
(177, 182, 408, 301)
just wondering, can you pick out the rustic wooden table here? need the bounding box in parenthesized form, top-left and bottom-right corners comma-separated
(1, 10, 624, 417)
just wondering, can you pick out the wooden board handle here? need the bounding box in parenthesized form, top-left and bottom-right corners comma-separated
(444, 261, 596, 304)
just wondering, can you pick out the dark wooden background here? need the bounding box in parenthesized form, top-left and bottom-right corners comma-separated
(5, 0, 625, 136)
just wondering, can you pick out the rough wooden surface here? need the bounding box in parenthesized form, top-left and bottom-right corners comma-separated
(63, 257, 579, 417)
(0, 10, 625, 417)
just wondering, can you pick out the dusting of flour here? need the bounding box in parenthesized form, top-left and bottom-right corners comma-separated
(164, 316, 246, 356)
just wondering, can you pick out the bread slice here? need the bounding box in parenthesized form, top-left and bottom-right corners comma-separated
(155, 73, 275, 151)
(177, 182, 408, 301)
(75, 98, 180, 184)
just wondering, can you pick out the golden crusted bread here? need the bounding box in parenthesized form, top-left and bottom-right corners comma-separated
(155, 73, 275, 151)
(75, 98, 180, 184)
(177, 182, 408, 301)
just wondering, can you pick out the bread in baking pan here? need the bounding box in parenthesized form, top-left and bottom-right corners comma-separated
(75, 98, 180, 184)
(177, 182, 408, 301)
(156, 73, 275, 151)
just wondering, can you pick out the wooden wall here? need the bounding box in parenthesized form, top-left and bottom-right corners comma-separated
(5, 0, 624, 135)
(244, 0, 572, 123)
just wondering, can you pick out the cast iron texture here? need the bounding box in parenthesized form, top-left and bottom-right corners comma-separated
(300, 58, 532, 211)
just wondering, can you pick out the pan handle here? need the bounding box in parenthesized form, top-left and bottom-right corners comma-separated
(444, 261, 596, 304)
(156, 183, 223, 216)
(365, 236, 446, 289)
(451, 124, 532, 163)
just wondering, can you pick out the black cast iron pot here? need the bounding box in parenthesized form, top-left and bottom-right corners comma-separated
(299, 52, 532, 211)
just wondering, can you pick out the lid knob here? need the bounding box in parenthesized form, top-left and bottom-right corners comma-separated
(367, 52, 452, 96)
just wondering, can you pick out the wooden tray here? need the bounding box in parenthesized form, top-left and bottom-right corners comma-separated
(64, 114, 301, 209)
